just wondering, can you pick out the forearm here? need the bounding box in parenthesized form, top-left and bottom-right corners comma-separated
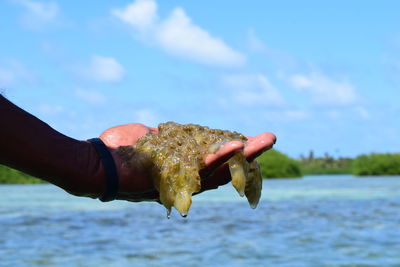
(0, 95, 105, 198)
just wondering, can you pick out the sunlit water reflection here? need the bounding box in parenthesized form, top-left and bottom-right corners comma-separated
(1, 175, 400, 266)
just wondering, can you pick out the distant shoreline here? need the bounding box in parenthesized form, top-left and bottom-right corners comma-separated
(1, 151, 399, 184)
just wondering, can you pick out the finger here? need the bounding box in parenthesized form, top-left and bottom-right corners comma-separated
(148, 127, 158, 134)
(200, 141, 244, 178)
(244, 132, 277, 162)
(199, 133, 276, 191)
(100, 123, 151, 148)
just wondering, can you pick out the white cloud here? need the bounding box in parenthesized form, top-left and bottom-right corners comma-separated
(323, 107, 370, 120)
(74, 88, 106, 104)
(283, 110, 310, 120)
(222, 73, 285, 106)
(289, 72, 358, 106)
(112, 0, 245, 67)
(247, 29, 299, 70)
(133, 108, 159, 126)
(0, 59, 37, 88)
(247, 28, 267, 52)
(37, 103, 63, 116)
(0, 68, 15, 88)
(247, 30, 361, 107)
(156, 8, 245, 67)
(14, 0, 59, 30)
(354, 106, 370, 119)
(78, 55, 125, 83)
(290, 74, 313, 88)
(111, 0, 157, 31)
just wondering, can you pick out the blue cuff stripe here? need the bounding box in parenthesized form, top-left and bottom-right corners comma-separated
(88, 138, 119, 202)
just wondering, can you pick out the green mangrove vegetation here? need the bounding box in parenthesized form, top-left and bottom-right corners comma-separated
(297, 151, 400, 176)
(298, 151, 353, 175)
(257, 149, 302, 178)
(0, 165, 44, 184)
(352, 153, 400, 176)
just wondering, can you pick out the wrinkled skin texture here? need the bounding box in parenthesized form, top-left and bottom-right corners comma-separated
(99, 123, 276, 202)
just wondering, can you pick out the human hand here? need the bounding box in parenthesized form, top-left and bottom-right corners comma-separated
(99, 123, 276, 202)
(199, 132, 277, 192)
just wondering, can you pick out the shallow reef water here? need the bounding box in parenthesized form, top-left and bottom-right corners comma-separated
(1, 175, 400, 266)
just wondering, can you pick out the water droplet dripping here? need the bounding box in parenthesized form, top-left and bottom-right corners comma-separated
(180, 213, 187, 218)
(166, 209, 171, 219)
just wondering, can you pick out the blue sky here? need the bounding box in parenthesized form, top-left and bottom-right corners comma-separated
(1, 0, 399, 158)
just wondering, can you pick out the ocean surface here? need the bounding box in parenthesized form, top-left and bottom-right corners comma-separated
(1, 175, 400, 267)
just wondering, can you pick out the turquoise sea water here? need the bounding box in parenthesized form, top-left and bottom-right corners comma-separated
(1, 175, 400, 267)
